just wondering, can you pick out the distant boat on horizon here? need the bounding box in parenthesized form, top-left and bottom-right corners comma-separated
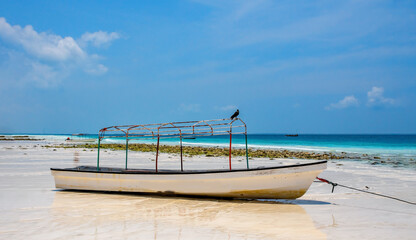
(285, 134, 299, 137)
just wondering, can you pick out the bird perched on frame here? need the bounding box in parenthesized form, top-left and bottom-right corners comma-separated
(230, 109, 239, 120)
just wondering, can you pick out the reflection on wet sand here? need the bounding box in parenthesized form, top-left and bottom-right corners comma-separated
(73, 151, 79, 163)
(51, 191, 326, 239)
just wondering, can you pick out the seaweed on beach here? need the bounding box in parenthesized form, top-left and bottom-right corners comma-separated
(48, 143, 346, 160)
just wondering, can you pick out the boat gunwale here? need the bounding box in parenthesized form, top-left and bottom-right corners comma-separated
(50, 160, 327, 175)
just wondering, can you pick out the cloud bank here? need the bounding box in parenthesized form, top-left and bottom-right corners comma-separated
(0, 17, 119, 88)
(326, 87, 397, 110)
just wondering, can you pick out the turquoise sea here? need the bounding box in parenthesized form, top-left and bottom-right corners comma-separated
(154, 134, 416, 169)
(3, 133, 416, 169)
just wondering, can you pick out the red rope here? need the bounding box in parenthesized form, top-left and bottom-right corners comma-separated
(316, 177, 329, 184)
(316, 177, 337, 192)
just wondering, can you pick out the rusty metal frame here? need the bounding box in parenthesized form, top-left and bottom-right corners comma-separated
(96, 118, 248, 172)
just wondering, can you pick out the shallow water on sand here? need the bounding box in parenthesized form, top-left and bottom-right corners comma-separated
(1, 141, 416, 239)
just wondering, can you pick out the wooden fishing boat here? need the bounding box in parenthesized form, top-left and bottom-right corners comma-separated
(51, 118, 326, 199)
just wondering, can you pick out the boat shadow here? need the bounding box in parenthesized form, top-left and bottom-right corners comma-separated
(54, 189, 330, 205)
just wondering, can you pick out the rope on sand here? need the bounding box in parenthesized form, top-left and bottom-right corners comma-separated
(315, 177, 416, 206)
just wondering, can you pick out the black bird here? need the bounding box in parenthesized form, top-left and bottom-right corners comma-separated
(230, 109, 239, 119)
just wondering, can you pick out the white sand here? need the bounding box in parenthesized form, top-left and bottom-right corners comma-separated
(0, 141, 415, 239)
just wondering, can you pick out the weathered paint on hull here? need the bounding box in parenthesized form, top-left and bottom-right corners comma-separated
(51, 162, 326, 199)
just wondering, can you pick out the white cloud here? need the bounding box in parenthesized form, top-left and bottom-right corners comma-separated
(325, 95, 359, 110)
(80, 31, 120, 48)
(367, 86, 395, 106)
(179, 103, 201, 112)
(325, 87, 396, 110)
(0, 17, 85, 61)
(0, 17, 119, 88)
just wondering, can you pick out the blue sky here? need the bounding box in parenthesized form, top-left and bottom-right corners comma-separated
(0, 0, 415, 134)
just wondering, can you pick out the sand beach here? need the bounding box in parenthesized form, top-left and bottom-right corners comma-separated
(2, 0, 416, 239)
(0, 140, 415, 239)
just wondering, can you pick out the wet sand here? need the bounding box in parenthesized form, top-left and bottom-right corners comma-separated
(0, 141, 415, 239)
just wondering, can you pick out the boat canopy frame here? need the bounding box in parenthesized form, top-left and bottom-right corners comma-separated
(96, 118, 249, 172)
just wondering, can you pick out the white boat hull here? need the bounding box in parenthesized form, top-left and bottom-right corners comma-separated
(51, 161, 326, 199)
